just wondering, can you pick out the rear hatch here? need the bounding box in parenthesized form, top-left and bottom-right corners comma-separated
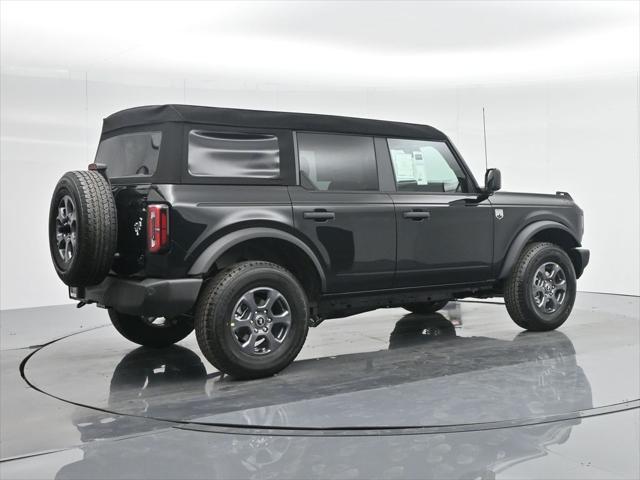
(112, 185, 149, 275)
(94, 131, 163, 276)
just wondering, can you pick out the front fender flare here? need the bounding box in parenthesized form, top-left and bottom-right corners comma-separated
(187, 227, 327, 291)
(497, 220, 579, 279)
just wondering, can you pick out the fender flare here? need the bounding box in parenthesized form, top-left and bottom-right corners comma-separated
(497, 220, 579, 279)
(188, 227, 327, 291)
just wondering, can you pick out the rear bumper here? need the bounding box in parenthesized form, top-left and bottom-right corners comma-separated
(571, 247, 590, 278)
(71, 276, 203, 317)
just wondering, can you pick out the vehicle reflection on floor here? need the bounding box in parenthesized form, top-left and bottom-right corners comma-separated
(73, 312, 593, 431)
(57, 414, 591, 480)
(59, 312, 594, 479)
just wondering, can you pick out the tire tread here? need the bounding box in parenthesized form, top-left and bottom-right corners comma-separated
(49, 170, 117, 286)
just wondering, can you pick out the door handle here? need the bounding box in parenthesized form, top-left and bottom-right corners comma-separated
(403, 210, 431, 220)
(303, 210, 335, 221)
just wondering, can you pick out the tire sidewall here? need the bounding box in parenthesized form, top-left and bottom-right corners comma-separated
(522, 246, 576, 326)
(49, 175, 85, 278)
(211, 267, 308, 372)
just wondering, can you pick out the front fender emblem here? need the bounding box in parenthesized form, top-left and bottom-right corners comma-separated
(495, 209, 504, 220)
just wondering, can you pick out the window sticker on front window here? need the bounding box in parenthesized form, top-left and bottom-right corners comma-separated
(388, 139, 468, 193)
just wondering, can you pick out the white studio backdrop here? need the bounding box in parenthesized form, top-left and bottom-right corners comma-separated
(1, 1, 639, 310)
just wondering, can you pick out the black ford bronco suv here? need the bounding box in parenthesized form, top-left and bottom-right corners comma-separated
(49, 105, 590, 379)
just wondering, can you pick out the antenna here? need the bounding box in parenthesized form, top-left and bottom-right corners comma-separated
(482, 107, 488, 170)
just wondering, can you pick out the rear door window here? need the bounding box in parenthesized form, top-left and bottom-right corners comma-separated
(95, 132, 162, 177)
(297, 133, 378, 191)
(187, 130, 280, 178)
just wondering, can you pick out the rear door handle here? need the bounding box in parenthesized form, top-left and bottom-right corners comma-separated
(403, 210, 431, 220)
(303, 211, 335, 221)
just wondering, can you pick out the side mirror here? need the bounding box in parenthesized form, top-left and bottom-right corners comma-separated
(485, 168, 502, 193)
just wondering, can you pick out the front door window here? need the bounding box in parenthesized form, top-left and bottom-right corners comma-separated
(388, 139, 469, 193)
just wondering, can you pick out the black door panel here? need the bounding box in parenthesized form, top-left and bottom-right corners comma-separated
(392, 193, 494, 287)
(289, 188, 396, 292)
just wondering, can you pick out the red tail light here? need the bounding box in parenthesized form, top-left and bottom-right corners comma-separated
(147, 204, 169, 253)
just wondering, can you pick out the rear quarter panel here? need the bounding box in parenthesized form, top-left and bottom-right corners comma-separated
(144, 184, 293, 277)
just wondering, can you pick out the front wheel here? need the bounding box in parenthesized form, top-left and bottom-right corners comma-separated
(109, 310, 194, 348)
(504, 242, 577, 331)
(195, 261, 309, 380)
(403, 300, 449, 315)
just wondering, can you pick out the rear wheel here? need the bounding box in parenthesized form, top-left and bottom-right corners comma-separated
(402, 300, 449, 315)
(195, 261, 309, 380)
(504, 242, 576, 331)
(108, 309, 194, 348)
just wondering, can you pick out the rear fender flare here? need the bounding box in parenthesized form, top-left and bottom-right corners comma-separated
(188, 227, 327, 291)
(498, 220, 579, 279)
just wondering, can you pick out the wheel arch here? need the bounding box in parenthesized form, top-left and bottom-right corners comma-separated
(498, 221, 582, 280)
(188, 227, 327, 297)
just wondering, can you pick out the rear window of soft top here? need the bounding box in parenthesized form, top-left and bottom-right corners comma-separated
(95, 131, 162, 177)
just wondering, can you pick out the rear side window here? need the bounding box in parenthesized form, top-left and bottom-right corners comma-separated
(188, 130, 280, 178)
(297, 133, 378, 191)
(95, 131, 161, 177)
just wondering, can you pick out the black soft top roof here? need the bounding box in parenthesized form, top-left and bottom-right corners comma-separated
(102, 104, 447, 140)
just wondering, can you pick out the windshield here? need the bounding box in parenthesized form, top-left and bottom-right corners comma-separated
(95, 131, 162, 177)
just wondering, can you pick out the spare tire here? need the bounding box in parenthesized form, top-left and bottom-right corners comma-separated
(49, 170, 117, 286)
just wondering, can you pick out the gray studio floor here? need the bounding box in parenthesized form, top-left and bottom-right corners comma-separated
(1, 292, 638, 479)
